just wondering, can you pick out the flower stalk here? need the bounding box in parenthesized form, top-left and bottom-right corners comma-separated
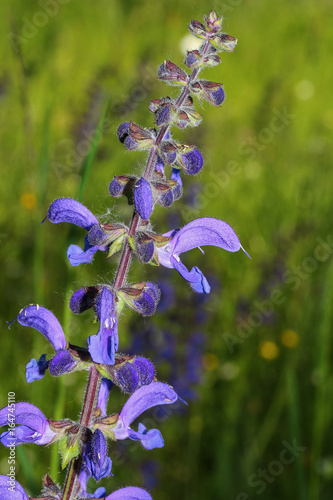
(1, 11, 246, 500)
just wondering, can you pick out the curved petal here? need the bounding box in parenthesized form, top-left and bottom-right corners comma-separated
(67, 244, 99, 266)
(46, 198, 98, 230)
(0, 476, 28, 500)
(128, 423, 164, 450)
(97, 378, 113, 417)
(0, 403, 55, 447)
(26, 354, 49, 383)
(169, 217, 242, 255)
(171, 255, 210, 294)
(119, 382, 178, 428)
(88, 288, 118, 365)
(106, 487, 152, 500)
(171, 168, 182, 186)
(78, 469, 106, 499)
(15, 305, 66, 351)
(88, 330, 117, 365)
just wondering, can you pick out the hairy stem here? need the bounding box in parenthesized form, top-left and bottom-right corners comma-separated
(62, 39, 211, 500)
(61, 365, 100, 500)
(113, 39, 211, 292)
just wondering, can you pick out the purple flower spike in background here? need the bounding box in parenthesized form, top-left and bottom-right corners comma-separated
(157, 217, 249, 293)
(0, 403, 55, 447)
(0, 476, 28, 500)
(9, 305, 76, 382)
(113, 381, 178, 449)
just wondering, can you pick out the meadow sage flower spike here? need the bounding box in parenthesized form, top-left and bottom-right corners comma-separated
(2, 11, 245, 499)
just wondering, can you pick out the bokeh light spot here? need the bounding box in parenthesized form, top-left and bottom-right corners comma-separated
(20, 192, 37, 211)
(281, 329, 299, 348)
(259, 340, 279, 360)
(295, 80, 314, 100)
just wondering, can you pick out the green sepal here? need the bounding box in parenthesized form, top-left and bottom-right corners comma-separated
(128, 236, 136, 252)
(58, 426, 82, 469)
(107, 233, 126, 257)
(94, 414, 119, 440)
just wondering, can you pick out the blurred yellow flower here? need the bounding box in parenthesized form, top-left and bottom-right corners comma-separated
(20, 192, 37, 211)
(281, 329, 300, 348)
(203, 353, 219, 371)
(259, 341, 279, 360)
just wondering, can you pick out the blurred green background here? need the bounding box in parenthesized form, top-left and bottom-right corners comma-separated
(0, 0, 332, 499)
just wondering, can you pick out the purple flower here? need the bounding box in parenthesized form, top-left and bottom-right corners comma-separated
(82, 429, 112, 481)
(8, 305, 75, 382)
(113, 381, 178, 450)
(0, 476, 28, 500)
(45, 198, 109, 266)
(71, 286, 118, 365)
(89, 288, 118, 365)
(156, 217, 249, 293)
(106, 487, 152, 500)
(134, 177, 153, 220)
(181, 148, 203, 175)
(78, 468, 107, 499)
(119, 282, 160, 316)
(133, 282, 161, 316)
(97, 378, 113, 417)
(0, 403, 56, 447)
(113, 356, 155, 394)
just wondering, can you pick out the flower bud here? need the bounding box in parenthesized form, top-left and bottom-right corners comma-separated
(49, 350, 77, 377)
(210, 33, 237, 52)
(118, 282, 160, 316)
(134, 232, 155, 264)
(102, 354, 155, 394)
(190, 80, 225, 107)
(204, 11, 223, 33)
(188, 20, 207, 40)
(158, 61, 188, 86)
(181, 147, 204, 175)
(109, 175, 135, 198)
(70, 286, 101, 314)
(134, 177, 153, 220)
(160, 141, 177, 165)
(117, 122, 130, 143)
(118, 122, 155, 151)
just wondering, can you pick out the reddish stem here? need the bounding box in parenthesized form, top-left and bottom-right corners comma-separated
(61, 39, 211, 500)
(61, 366, 100, 500)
